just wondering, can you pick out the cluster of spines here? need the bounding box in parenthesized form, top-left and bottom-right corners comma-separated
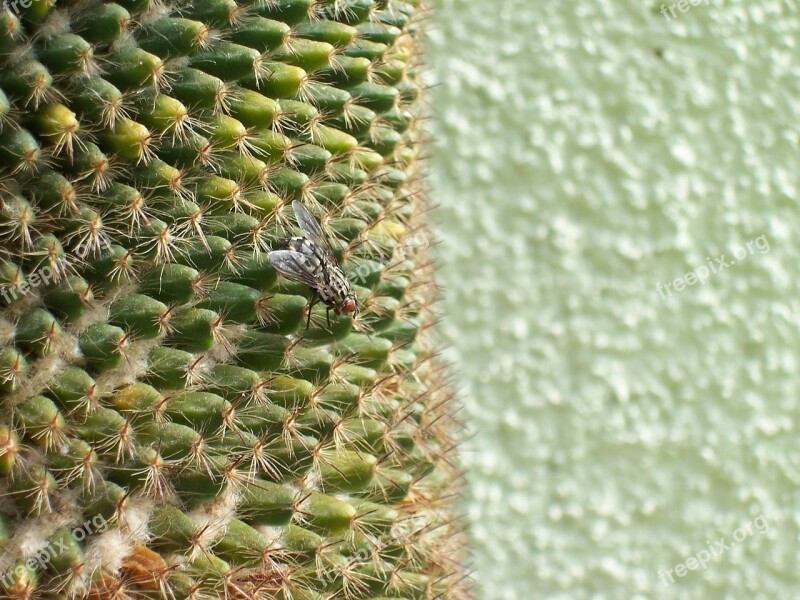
(0, 0, 468, 598)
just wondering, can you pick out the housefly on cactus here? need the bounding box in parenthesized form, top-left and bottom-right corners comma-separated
(268, 201, 358, 329)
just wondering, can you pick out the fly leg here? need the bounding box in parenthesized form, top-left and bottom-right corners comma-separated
(305, 295, 320, 332)
(319, 305, 334, 336)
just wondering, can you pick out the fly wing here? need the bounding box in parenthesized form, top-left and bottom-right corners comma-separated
(268, 250, 321, 289)
(292, 200, 337, 261)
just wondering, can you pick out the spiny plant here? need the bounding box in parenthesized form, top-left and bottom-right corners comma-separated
(0, 0, 470, 598)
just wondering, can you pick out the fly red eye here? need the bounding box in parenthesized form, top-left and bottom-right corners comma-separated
(341, 299, 356, 313)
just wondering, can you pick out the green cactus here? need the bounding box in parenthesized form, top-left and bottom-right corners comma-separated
(0, 0, 469, 598)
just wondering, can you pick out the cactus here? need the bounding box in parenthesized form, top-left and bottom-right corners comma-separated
(0, 0, 469, 598)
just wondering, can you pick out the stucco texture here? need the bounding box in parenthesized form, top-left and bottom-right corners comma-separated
(427, 1, 800, 598)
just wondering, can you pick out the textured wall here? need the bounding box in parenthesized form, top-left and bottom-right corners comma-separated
(426, 1, 800, 598)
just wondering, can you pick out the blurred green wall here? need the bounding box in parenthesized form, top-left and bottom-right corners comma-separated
(427, 1, 799, 597)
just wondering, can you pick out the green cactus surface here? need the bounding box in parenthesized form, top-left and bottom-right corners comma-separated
(0, 0, 468, 598)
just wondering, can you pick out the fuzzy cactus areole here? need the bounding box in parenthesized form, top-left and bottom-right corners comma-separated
(0, 0, 469, 598)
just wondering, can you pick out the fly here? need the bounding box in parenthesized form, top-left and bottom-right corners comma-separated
(268, 201, 358, 329)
